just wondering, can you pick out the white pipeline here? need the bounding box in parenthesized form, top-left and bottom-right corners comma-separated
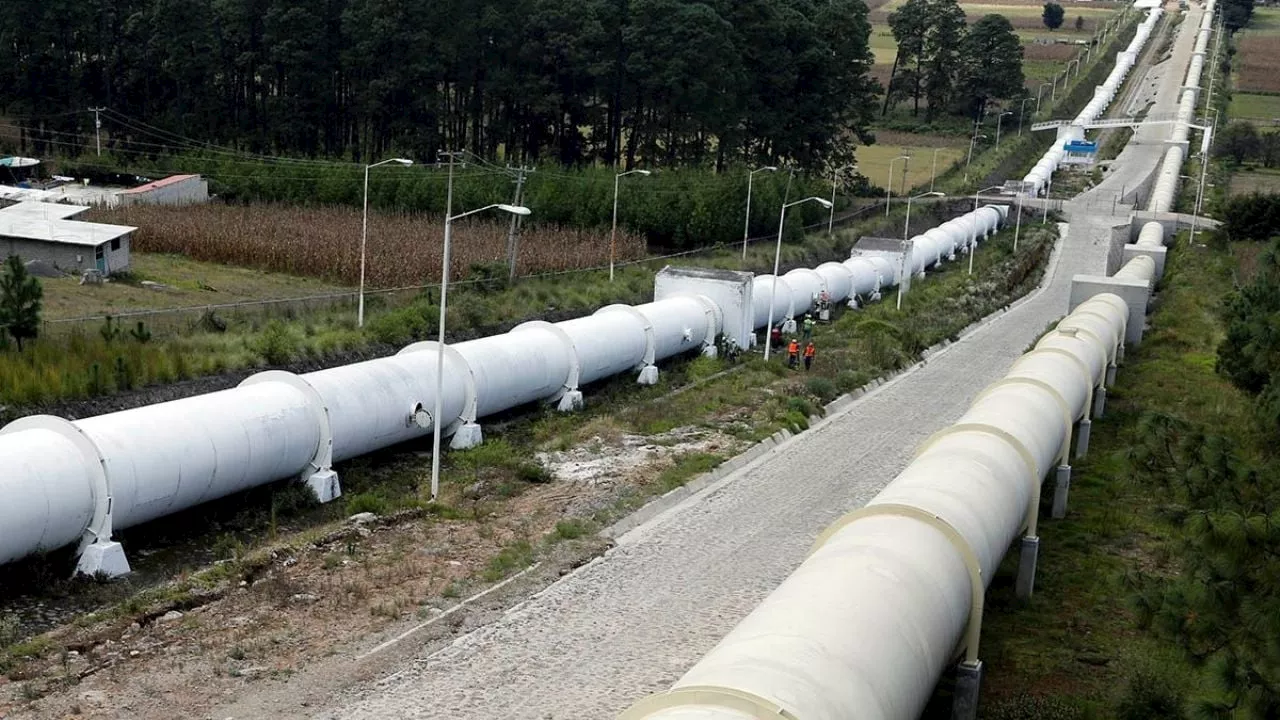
(1022, 8, 1163, 196)
(0, 206, 1008, 575)
(621, 291, 1132, 720)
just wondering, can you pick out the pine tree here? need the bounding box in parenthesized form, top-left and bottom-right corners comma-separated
(0, 255, 42, 352)
(1042, 2, 1065, 30)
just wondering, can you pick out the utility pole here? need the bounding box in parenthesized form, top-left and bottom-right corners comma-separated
(505, 165, 533, 283)
(88, 107, 105, 156)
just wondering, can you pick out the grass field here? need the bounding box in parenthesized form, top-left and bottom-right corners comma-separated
(1228, 92, 1280, 122)
(857, 136, 969, 190)
(40, 254, 347, 321)
(1229, 167, 1280, 195)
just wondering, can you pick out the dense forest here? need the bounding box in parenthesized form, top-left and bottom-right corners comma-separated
(0, 0, 881, 170)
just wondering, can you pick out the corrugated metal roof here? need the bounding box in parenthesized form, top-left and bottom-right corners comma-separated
(117, 174, 199, 194)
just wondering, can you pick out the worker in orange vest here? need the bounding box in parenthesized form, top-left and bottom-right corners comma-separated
(787, 338, 800, 369)
(804, 341, 816, 371)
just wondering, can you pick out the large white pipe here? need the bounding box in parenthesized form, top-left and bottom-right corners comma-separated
(622, 294, 1128, 720)
(0, 203, 1006, 574)
(1022, 8, 1163, 195)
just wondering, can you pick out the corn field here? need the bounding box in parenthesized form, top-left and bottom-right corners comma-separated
(1237, 36, 1280, 95)
(91, 204, 647, 288)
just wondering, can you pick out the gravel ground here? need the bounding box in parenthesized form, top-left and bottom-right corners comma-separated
(212, 9, 1205, 720)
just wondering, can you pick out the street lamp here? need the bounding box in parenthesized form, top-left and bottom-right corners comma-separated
(828, 165, 855, 235)
(1037, 83, 1053, 113)
(930, 148, 945, 192)
(1019, 97, 1035, 136)
(743, 165, 779, 260)
(970, 185, 1004, 275)
(973, 184, 1004, 211)
(358, 157, 413, 327)
(964, 134, 987, 184)
(764, 196, 833, 360)
(1068, 58, 1081, 79)
(429, 200, 532, 501)
(886, 155, 910, 217)
(1014, 192, 1025, 252)
(995, 111, 1013, 148)
(1042, 176, 1054, 224)
(899, 191, 944, 310)
(611, 168, 651, 281)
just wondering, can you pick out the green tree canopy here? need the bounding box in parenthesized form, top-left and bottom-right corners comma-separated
(0, 0, 879, 172)
(920, 0, 968, 122)
(1042, 2, 1065, 30)
(0, 255, 42, 352)
(959, 14, 1026, 120)
(1218, 121, 1263, 165)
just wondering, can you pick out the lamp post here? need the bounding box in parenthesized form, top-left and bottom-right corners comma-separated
(764, 196, 832, 360)
(1037, 83, 1053, 113)
(1067, 58, 1081, 79)
(973, 184, 1004, 211)
(1042, 176, 1053, 224)
(995, 111, 1013, 148)
(743, 165, 779, 260)
(886, 155, 910, 217)
(611, 168, 651, 281)
(970, 186, 1004, 275)
(1014, 192, 1025, 252)
(828, 164, 855, 235)
(358, 157, 413, 327)
(429, 201, 532, 501)
(1019, 97, 1035, 136)
(964, 134, 987, 185)
(899, 191, 944, 310)
(930, 148, 944, 192)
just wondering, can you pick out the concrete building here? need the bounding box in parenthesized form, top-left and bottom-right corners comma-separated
(0, 201, 135, 275)
(115, 174, 208, 207)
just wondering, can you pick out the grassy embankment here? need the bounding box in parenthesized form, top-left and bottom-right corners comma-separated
(972, 234, 1252, 719)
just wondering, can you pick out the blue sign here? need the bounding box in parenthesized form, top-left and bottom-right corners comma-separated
(1064, 140, 1098, 153)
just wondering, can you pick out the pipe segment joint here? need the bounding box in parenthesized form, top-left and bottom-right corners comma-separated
(816, 503, 987, 664)
(397, 341, 481, 447)
(240, 371, 339, 503)
(597, 304, 659, 385)
(690, 294, 723, 358)
(514, 320, 584, 412)
(620, 685, 796, 720)
(0, 415, 128, 577)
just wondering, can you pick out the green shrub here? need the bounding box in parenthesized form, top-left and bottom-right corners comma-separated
(515, 461, 553, 484)
(553, 519, 590, 540)
(786, 395, 817, 418)
(835, 369, 869, 393)
(345, 492, 389, 516)
(252, 320, 300, 365)
(1114, 667, 1185, 720)
(805, 377, 838, 403)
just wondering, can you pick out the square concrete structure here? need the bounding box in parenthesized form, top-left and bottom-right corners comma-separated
(655, 266, 754, 349)
(1123, 243, 1167, 279)
(1070, 274, 1151, 345)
